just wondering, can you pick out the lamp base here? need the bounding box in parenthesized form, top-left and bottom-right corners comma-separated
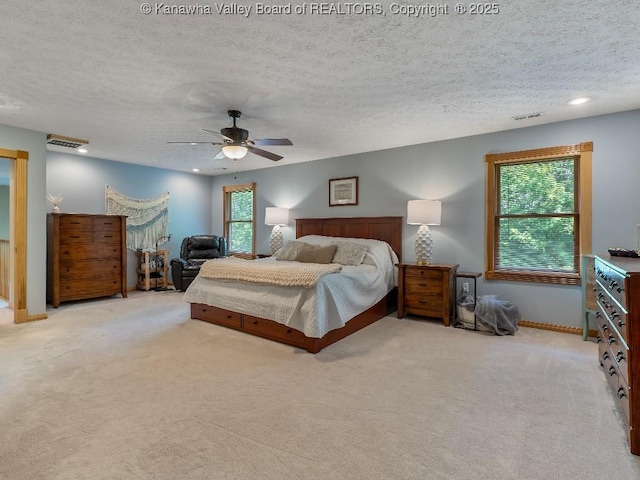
(270, 225, 284, 254)
(415, 224, 434, 265)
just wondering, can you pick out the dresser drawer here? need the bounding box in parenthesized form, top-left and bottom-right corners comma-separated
(597, 315, 630, 384)
(92, 229, 122, 244)
(596, 291, 629, 345)
(60, 232, 92, 244)
(92, 216, 123, 231)
(616, 373, 631, 427)
(59, 215, 93, 231)
(595, 261, 627, 308)
(59, 259, 121, 280)
(59, 277, 122, 300)
(59, 243, 123, 261)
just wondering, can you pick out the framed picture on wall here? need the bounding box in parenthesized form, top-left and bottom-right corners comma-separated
(329, 176, 358, 206)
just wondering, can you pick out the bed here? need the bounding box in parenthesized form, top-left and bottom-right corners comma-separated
(184, 216, 402, 353)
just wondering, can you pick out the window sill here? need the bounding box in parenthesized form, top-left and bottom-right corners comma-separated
(485, 270, 580, 286)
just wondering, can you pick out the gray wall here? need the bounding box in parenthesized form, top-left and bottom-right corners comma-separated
(211, 109, 640, 329)
(0, 123, 47, 316)
(46, 152, 215, 288)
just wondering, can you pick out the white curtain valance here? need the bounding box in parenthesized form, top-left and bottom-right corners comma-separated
(105, 185, 170, 251)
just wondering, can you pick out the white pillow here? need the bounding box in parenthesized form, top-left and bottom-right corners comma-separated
(330, 241, 368, 266)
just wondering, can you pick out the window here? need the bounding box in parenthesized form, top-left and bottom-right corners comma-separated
(223, 182, 256, 255)
(485, 142, 592, 285)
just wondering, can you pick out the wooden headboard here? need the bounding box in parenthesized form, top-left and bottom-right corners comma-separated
(295, 216, 403, 262)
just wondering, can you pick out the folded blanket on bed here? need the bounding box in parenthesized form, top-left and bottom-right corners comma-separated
(199, 257, 342, 287)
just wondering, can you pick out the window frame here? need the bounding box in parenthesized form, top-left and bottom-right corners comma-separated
(485, 142, 592, 286)
(223, 182, 256, 256)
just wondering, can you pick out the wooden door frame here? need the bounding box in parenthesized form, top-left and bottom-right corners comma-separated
(0, 148, 28, 323)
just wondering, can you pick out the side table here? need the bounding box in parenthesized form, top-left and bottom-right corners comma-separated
(396, 263, 458, 326)
(455, 271, 482, 330)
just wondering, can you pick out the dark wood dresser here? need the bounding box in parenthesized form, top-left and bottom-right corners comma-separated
(396, 263, 458, 326)
(594, 255, 639, 455)
(47, 214, 127, 307)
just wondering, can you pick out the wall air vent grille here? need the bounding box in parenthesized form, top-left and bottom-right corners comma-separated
(46, 134, 89, 149)
(512, 112, 544, 121)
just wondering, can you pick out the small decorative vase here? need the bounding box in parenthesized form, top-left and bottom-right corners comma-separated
(52, 206, 60, 213)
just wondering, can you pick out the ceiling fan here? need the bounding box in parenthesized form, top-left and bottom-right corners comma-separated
(169, 110, 293, 161)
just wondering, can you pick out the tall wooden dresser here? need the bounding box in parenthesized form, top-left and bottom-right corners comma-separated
(47, 214, 127, 307)
(594, 255, 639, 455)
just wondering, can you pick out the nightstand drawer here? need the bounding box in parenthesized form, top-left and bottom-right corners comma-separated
(405, 279, 443, 295)
(405, 268, 444, 281)
(405, 295, 443, 317)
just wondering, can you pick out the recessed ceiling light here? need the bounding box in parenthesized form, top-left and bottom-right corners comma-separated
(190, 143, 197, 146)
(77, 148, 88, 153)
(0, 93, 22, 110)
(567, 97, 590, 105)
(192, 168, 200, 172)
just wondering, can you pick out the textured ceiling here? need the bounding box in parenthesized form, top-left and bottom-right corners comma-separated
(0, 1, 639, 176)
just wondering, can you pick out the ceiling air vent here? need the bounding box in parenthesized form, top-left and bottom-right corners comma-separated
(46, 134, 89, 148)
(512, 112, 543, 121)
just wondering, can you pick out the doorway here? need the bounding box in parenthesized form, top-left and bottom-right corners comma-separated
(0, 148, 28, 323)
(0, 158, 11, 324)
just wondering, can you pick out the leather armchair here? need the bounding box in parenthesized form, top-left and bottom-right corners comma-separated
(170, 235, 227, 291)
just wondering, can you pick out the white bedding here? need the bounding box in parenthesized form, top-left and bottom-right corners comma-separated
(183, 235, 399, 338)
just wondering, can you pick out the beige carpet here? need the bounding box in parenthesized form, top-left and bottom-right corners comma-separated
(1, 291, 639, 480)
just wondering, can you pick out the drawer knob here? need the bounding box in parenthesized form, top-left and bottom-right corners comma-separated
(616, 350, 625, 363)
(600, 323, 607, 331)
(607, 334, 616, 345)
(616, 387, 626, 400)
(596, 335, 602, 343)
(608, 366, 617, 377)
(595, 312, 601, 318)
(418, 283, 428, 287)
(602, 351, 610, 360)
(617, 319, 625, 328)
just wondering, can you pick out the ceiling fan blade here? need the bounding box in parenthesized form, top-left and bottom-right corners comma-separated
(202, 128, 233, 142)
(248, 146, 283, 162)
(250, 138, 293, 146)
(167, 141, 224, 145)
(213, 150, 226, 160)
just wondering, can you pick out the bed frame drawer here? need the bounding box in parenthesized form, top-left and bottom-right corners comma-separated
(190, 304, 242, 329)
(243, 315, 307, 347)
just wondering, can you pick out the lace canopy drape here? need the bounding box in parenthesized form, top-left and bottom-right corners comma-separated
(105, 185, 170, 251)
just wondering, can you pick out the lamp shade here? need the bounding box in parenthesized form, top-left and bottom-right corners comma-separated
(407, 200, 441, 225)
(221, 144, 248, 159)
(265, 207, 289, 226)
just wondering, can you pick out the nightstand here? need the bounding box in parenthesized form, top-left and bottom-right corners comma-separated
(396, 263, 458, 326)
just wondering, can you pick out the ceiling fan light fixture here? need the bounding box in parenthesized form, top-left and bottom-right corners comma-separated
(222, 144, 248, 159)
